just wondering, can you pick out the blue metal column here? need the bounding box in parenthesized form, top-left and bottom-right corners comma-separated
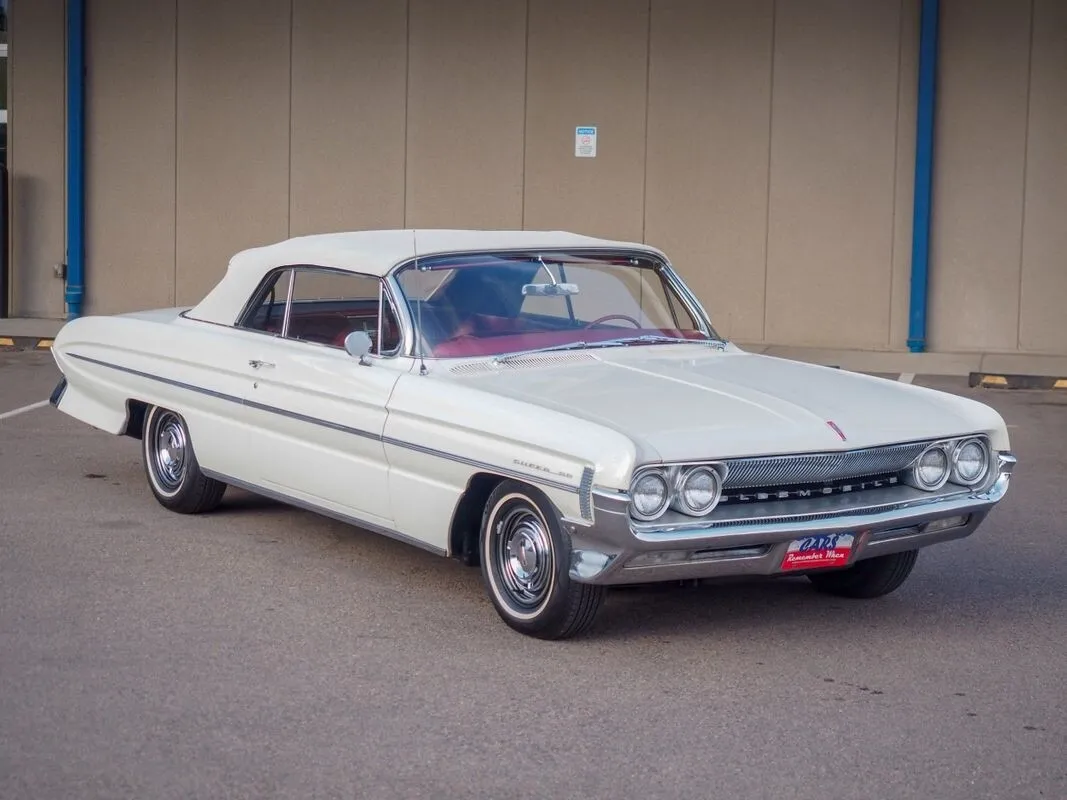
(65, 0, 86, 320)
(907, 0, 940, 353)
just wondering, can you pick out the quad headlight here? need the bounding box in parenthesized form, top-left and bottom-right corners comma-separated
(906, 436, 993, 491)
(629, 470, 671, 521)
(908, 443, 951, 491)
(628, 464, 724, 521)
(951, 437, 990, 487)
(671, 466, 722, 516)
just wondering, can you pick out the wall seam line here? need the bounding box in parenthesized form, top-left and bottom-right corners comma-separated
(172, 0, 178, 307)
(287, 0, 294, 239)
(760, 0, 778, 344)
(520, 0, 530, 230)
(1015, 0, 1036, 351)
(640, 0, 652, 243)
(886, 0, 905, 349)
(402, 0, 411, 228)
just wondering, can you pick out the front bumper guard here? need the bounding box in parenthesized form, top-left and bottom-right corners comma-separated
(568, 452, 1015, 585)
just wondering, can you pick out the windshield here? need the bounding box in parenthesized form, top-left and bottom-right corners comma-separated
(393, 250, 718, 358)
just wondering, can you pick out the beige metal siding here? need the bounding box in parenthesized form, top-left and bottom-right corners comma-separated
(7, 0, 1065, 355)
(1018, 0, 1067, 353)
(523, 0, 650, 240)
(644, 0, 774, 344)
(85, 0, 176, 315)
(929, 0, 1031, 352)
(406, 0, 526, 229)
(8, 0, 65, 318)
(175, 0, 292, 309)
(765, 0, 905, 349)
(290, 0, 408, 236)
(888, 0, 920, 349)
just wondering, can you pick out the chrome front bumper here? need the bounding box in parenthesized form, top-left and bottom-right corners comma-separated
(566, 453, 1016, 585)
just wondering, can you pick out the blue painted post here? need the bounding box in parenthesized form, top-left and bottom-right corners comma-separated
(907, 0, 940, 353)
(65, 0, 86, 320)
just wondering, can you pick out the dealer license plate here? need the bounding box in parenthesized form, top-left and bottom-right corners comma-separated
(780, 533, 855, 571)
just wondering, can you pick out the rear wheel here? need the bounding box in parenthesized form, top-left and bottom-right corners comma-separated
(807, 549, 919, 599)
(479, 481, 604, 639)
(142, 405, 226, 514)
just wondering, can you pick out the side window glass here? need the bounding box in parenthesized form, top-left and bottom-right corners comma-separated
(237, 269, 292, 334)
(286, 268, 401, 355)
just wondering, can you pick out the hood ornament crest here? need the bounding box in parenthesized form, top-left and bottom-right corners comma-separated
(826, 420, 847, 441)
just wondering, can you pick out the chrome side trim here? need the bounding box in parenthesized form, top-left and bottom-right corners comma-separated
(380, 435, 578, 496)
(243, 396, 379, 442)
(578, 466, 595, 522)
(70, 353, 246, 405)
(201, 469, 447, 557)
(69, 352, 586, 498)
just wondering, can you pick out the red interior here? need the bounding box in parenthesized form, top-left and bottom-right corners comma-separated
(432, 316, 707, 358)
(262, 307, 397, 349)
(258, 306, 704, 357)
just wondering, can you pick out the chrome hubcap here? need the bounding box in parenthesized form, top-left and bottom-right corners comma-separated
(494, 506, 553, 609)
(152, 413, 187, 490)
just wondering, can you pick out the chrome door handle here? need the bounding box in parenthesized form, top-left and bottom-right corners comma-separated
(248, 359, 276, 369)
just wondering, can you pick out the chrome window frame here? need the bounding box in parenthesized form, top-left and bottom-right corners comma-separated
(231, 264, 407, 358)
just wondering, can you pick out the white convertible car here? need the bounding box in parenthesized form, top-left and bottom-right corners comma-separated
(49, 229, 1015, 639)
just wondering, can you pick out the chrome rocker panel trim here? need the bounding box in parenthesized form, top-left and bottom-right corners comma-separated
(567, 453, 1015, 585)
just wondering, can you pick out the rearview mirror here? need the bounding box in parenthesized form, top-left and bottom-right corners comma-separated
(343, 330, 373, 360)
(522, 282, 580, 297)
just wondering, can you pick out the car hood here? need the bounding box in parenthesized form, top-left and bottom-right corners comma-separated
(441, 346, 1003, 462)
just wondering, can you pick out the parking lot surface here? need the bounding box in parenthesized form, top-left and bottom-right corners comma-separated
(1, 349, 1064, 799)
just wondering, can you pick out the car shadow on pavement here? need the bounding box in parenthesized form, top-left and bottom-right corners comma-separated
(193, 488, 1066, 645)
(584, 552, 1066, 643)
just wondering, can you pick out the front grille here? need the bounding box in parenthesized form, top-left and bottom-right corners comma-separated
(717, 472, 903, 506)
(721, 441, 929, 489)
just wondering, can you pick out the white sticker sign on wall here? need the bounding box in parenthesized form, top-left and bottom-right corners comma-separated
(575, 126, 597, 158)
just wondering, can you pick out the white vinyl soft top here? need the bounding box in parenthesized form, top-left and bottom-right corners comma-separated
(187, 229, 666, 325)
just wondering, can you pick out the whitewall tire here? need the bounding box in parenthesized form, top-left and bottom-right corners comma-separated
(479, 480, 604, 639)
(142, 405, 226, 514)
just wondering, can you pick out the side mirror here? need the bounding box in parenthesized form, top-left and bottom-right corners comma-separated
(343, 330, 374, 362)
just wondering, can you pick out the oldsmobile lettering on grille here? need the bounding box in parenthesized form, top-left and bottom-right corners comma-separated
(720, 474, 900, 504)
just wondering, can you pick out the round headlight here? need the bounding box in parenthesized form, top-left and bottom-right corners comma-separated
(913, 445, 950, 490)
(952, 438, 989, 486)
(630, 471, 670, 521)
(673, 466, 722, 516)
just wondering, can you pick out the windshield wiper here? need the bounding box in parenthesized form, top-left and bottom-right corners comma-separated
(588, 334, 728, 349)
(492, 340, 618, 364)
(490, 334, 726, 364)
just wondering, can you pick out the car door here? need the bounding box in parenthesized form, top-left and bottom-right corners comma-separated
(235, 266, 407, 529)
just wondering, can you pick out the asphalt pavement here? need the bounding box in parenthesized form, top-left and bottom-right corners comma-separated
(1, 349, 1064, 799)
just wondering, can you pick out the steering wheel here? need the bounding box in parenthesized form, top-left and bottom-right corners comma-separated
(583, 314, 642, 329)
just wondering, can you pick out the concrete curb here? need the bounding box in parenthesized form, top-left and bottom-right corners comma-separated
(0, 337, 55, 352)
(969, 372, 1067, 390)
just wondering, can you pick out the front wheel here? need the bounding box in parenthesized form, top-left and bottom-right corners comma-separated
(142, 405, 226, 514)
(807, 549, 919, 599)
(479, 481, 604, 639)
